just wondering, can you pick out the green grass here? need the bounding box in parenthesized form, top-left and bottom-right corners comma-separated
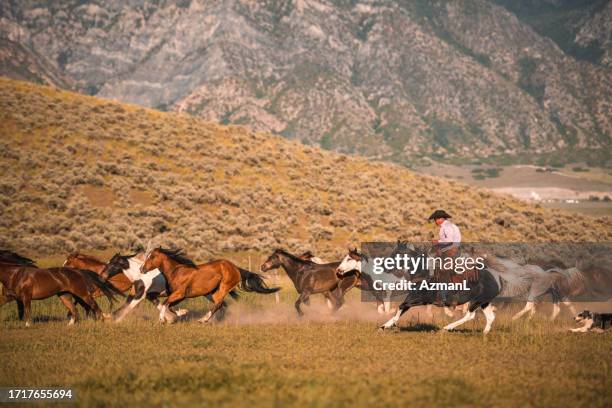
(1, 294, 611, 407)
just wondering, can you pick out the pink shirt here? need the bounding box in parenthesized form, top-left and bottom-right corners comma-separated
(439, 220, 461, 244)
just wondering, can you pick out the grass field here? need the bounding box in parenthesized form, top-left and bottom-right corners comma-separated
(1, 288, 611, 408)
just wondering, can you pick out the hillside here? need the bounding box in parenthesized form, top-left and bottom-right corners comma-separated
(0, 78, 609, 262)
(0, 0, 609, 166)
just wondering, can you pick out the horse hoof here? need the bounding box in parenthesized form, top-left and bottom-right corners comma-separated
(175, 309, 188, 317)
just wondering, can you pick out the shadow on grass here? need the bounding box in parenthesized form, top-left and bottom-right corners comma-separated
(398, 323, 440, 332)
(33, 316, 67, 323)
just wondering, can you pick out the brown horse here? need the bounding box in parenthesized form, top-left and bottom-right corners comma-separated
(141, 247, 279, 323)
(64, 253, 133, 294)
(0, 252, 123, 326)
(260, 249, 359, 316)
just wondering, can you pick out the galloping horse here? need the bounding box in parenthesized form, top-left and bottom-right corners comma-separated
(260, 249, 360, 316)
(101, 252, 189, 322)
(0, 251, 122, 326)
(337, 247, 501, 334)
(141, 247, 279, 323)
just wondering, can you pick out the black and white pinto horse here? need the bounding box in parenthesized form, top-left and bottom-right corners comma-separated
(100, 251, 189, 322)
(336, 247, 501, 334)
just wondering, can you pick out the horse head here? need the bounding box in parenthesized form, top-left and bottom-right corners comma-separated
(336, 247, 365, 274)
(260, 249, 285, 272)
(101, 253, 131, 280)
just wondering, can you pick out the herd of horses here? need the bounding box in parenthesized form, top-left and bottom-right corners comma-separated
(0, 241, 610, 334)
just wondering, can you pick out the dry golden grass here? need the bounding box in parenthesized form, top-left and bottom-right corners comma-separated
(0, 76, 610, 263)
(1, 294, 611, 408)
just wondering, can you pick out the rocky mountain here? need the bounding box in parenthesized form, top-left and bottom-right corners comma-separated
(0, 0, 610, 165)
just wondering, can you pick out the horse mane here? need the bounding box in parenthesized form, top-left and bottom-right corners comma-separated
(157, 247, 196, 267)
(0, 250, 37, 266)
(300, 250, 315, 258)
(274, 248, 310, 263)
(118, 252, 138, 261)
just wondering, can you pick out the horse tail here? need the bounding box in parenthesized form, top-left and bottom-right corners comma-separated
(238, 268, 280, 294)
(78, 269, 124, 304)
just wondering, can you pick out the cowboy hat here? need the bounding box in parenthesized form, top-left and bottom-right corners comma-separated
(428, 209, 452, 220)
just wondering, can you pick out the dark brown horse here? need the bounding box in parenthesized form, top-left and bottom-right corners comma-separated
(0, 251, 122, 326)
(64, 253, 133, 294)
(141, 247, 279, 323)
(260, 249, 359, 316)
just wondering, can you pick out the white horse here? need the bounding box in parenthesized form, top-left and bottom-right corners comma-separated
(477, 254, 577, 320)
(101, 253, 187, 322)
(512, 265, 582, 320)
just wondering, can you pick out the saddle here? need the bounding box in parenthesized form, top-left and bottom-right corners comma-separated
(431, 245, 479, 283)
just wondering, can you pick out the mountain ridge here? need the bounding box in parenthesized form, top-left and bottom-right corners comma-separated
(0, 0, 609, 166)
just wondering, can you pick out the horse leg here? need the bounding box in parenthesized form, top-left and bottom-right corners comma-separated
(16, 299, 25, 321)
(512, 301, 535, 320)
(482, 303, 496, 335)
(332, 276, 357, 312)
(171, 295, 189, 317)
(213, 301, 227, 322)
(528, 302, 536, 319)
(79, 292, 106, 321)
(159, 291, 185, 324)
(564, 300, 576, 316)
(323, 292, 335, 310)
(329, 288, 345, 312)
(23, 296, 32, 327)
(199, 284, 232, 323)
(295, 291, 310, 317)
(550, 302, 561, 320)
(563, 300, 576, 316)
(148, 293, 180, 322)
(73, 297, 93, 318)
(384, 290, 392, 314)
(58, 294, 78, 325)
(380, 303, 409, 330)
(443, 309, 476, 331)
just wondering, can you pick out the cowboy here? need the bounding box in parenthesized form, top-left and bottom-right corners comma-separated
(428, 209, 461, 258)
(428, 210, 462, 305)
